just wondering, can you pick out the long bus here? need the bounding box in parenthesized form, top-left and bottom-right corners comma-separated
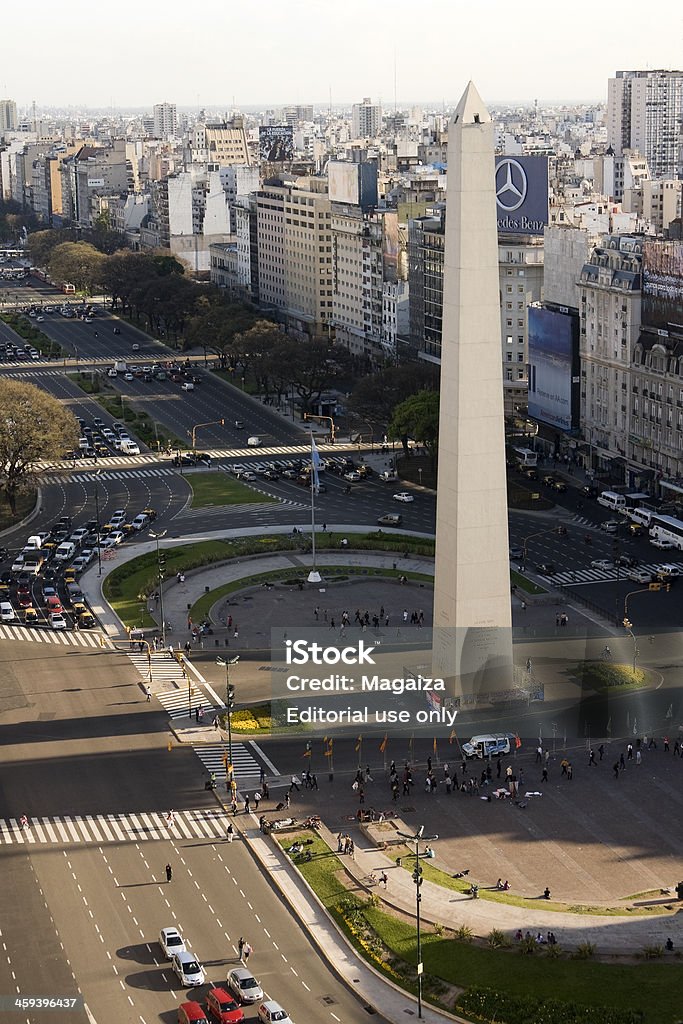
(648, 514, 683, 550)
(511, 446, 538, 468)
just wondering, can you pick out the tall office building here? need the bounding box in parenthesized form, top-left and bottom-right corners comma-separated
(0, 99, 17, 133)
(607, 70, 683, 180)
(351, 97, 382, 139)
(153, 102, 178, 141)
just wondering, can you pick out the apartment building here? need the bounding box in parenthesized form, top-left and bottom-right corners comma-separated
(607, 70, 683, 180)
(499, 236, 545, 415)
(578, 235, 642, 475)
(153, 102, 178, 141)
(188, 120, 250, 167)
(0, 99, 17, 134)
(256, 176, 333, 336)
(351, 98, 382, 140)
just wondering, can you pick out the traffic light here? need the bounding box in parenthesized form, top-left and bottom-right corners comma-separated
(227, 685, 235, 710)
(664, 582, 671, 592)
(158, 552, 166, 577)
(412, 864, 423, 886)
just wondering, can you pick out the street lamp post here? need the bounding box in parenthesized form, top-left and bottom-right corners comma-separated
(216, 656, 239, 780)
(150, 529, 168, 646)
(94, 471, 103, 577)
(396, 826, 438, 1019)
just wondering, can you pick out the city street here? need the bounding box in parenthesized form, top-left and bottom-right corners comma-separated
(0, 640, 372, 1024)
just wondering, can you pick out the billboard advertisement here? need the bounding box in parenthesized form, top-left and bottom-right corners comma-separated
(328, 161, 360, 205)
(642, 239, 683, 331)
(494, 155, 549, 235)
(259, 126, 294, 162)
(528, 306, 579, 431)
(382, 210, 399, 284)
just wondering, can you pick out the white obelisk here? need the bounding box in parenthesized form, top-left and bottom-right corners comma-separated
(432, 82, 513, 699)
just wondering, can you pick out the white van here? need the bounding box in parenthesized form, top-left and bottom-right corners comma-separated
(247, 436, 262, 447)
(55, 541, 77, 562)
(597, 491, 626, 511)
(26, 535, 43, 549)
(462, 734, 514, 759)
(627, 507, 653, 528)
(119, 439, 140, 455)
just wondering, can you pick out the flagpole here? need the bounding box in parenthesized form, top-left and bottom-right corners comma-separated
(308, 430, 321, 585)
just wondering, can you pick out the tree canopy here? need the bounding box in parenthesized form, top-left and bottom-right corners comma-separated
(348, 362, 438, 431)
(0, 380, 79, 513)
(48, 241, 107, 295)
(388, 389, 440, 460)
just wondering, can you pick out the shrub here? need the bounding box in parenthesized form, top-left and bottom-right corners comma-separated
(487, 928, 511, 948)
(456, 986, 644, 1024)
(572, 941, 596, 960)
(455, 924, 473, 942)
(641, 944, 663, 959)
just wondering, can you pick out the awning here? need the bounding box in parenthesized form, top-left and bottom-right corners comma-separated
(660, 479, 683, 495)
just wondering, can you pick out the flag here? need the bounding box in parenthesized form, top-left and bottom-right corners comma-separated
(449, 730, 456, 744)
(433, 737, 437, 754)
(311, 434, 321, 492)
(379, 734, 388, 753)
(324, 738, 334, 756)
(355, 735, 362, 752)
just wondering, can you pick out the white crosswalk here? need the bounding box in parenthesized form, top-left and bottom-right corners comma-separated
(176, 499, 306, 520)
(193, 743, 263, 782)
(126, 653, 267, 782)
(0, 808, 234, 845)
(38, 441, 350, 474)
(42, 466, 176, 485)
(0, 622, 107, 647)
(545, 560, 683, 586)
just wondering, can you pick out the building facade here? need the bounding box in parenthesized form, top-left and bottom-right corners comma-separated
(351, 98, 382, 140)
(607, 70, 683, 181)
(499, 235, 544, 416)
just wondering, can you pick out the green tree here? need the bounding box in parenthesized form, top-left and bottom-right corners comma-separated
(278, 339, 352, 414)
(27, 228, 74, 268)
(388, 389, 440, 460)
(348, 362, 438, 433)
(184, 297, 257, 366)
(100, 252, 158, 311)
(0, 380, 79, 514)
(48, 241, 107, 295)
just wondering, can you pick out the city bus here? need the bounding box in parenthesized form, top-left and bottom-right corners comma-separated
(511, 447, 538, 468)
(648, 514, 683, 551)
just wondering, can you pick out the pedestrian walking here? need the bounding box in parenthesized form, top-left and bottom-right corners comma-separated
(619, 752, 625, 770)
(566, 762, 573, 780)
(253, 791, 261, 811)
(226, 823, 234, 843)
(145, 685, 152, 702)
(664, 736, 670, 752)
(165, 810, 175, 829)
(379, 872, 388, 889)
(598, 744, 604, 761)
(195, 707, 199, 723)
(238, 936, 244, 958)
(337, 832, 344, 853)
(285, 792, 290, 809)
(289, 774, 300, 792)
(613, 762, 620, 779)
(588, 748, 596, 766)
(636, 750, 642, 765)
(165, 863, 173, 882)
(244, 795, 250, 814)
(243, 942, 252, 962)
(19, 815, 29, 830)
(231, 797, 238, 815)
(541, 766, 548, 783)
(535, 745, 543, 764)
(314, 606, 319, 621)
(262, 781, 270, 799)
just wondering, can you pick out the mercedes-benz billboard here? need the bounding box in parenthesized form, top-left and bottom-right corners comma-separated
(495, 156, 549, 235)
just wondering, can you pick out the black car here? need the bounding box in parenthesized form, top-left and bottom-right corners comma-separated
(509, 546, 525, 560)
(536, 562, 556, 574)
(263, 470, 280, 481)
(582, 484, 599, 498)
(113, 327, 121, 335)
(615, 555, 638, 568)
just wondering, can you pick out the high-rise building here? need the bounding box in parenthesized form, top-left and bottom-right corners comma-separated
(607, 70, 683, 180)
(256, 176, 333, 335)
(351, 97, 381, 139)
(0, 99, 17, 133)
(153, 102, 178, 141)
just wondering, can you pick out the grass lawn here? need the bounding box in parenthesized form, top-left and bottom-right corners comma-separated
(185, 472, 274, 508)
(0, 488, 37, 532)
(510, 569, 546, 595)
(281, 832, 682, 1024)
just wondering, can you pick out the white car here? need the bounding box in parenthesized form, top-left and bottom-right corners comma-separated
(627, 569, 652, 584)
(171, 950, 205, 987)
(393, 492, 414, 503)
(227, 967, 263, 1004)
(124, 372, 134, 381)
(50, 612, 67, 630)
(108, 530, 126, 546)
(257, 1000, 293, 1023)
(159, 926, 186, 959)
(650, 538, 675, 550)
(590, 559, 613, 570)
(343, 470, 361, 482)
(132, 343, 140, 351)
(656, 563, 682, 577)
(0, 601, 15, 622)
(181, 381, 194, 391)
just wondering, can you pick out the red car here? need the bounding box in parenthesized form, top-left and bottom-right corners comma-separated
(18, 593, 33, 609)
(205, 988, 244, 1023)
(46, 595, 63, 614)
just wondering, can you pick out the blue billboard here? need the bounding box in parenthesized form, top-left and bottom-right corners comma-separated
(528, 306, 579, 431)
(495, 156, 549, 235)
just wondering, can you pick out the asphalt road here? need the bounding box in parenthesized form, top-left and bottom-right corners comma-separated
(0, 641, 373, 1024)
